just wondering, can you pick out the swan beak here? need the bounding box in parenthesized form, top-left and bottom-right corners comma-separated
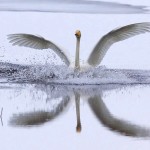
(75, 30, 81, 38)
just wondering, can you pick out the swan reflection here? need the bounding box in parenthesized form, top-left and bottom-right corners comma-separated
(88, 96, 150, 137)
(7, 84, 150, 138)
(75, 92, 81, 132)
(10, 96, 70, 126)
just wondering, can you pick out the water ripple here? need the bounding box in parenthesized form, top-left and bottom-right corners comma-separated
(0, 0, 149, 13)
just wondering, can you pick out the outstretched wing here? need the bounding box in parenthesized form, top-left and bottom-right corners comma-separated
(88, 22, 150, 66)
(7, 34, 70, 66)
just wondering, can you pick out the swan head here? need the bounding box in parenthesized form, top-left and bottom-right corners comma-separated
(75, 30, 81, 38)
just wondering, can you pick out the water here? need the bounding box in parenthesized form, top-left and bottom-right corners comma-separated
(0, 0, 149, 13)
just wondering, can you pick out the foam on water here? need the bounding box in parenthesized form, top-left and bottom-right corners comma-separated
(0, 62, 150, 85)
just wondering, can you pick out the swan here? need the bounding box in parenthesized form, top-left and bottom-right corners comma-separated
(7, 22, 150, 71)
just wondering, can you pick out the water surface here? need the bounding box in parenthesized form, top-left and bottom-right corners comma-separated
(0, 0, 148, 13)
(1, 81, 150, 149)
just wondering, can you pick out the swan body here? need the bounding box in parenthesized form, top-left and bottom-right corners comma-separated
(7, 22, 150, 70)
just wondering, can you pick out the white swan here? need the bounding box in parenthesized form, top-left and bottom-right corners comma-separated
(7, 22, 150, 71)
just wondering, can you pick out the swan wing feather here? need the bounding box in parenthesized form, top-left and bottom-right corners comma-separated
(88, 22, 150, 66)
(7, 33, 70, 66)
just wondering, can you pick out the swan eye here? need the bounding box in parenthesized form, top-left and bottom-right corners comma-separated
(75, 30, 81, 38)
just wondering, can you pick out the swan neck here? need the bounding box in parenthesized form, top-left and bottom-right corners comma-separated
(75, 37, 80, 71)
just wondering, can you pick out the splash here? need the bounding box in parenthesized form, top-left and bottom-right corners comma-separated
(0, 62, 150, 85)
